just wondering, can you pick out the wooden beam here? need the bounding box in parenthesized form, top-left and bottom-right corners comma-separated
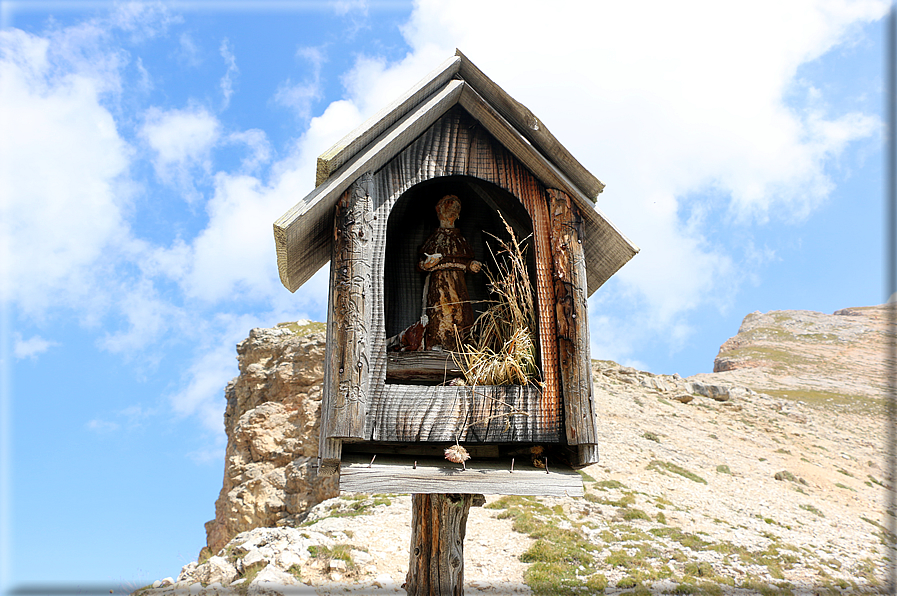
(548, 189, 598, 447)
(338, 454, 584, 497)
(274, 79, 465, 293)
(324, 175, 374, 442)
(317, 55, 462, 186)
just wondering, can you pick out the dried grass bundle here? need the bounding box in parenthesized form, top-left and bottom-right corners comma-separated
(453, 217, 539, 386)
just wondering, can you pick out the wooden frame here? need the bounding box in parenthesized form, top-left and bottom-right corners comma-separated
(279, 51, 640, 479)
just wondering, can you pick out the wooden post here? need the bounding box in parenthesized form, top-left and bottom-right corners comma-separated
(318, 173, 374, 475)
(405, 493, 484, 596)
(548, 188, 600, 465)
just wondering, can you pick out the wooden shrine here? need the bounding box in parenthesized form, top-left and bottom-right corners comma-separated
(273, 50, 638, 499)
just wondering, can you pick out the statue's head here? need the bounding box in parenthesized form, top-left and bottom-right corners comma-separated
(436, 194, 461, 224)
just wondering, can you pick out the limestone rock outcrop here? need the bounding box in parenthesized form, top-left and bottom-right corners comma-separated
(202, 322, 338, 559)
(705, 304, 892, 405)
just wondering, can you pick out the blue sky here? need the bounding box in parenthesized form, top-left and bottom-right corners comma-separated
(0, 0, 888, 590)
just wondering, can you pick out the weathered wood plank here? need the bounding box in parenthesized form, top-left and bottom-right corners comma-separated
(454, 49, 605, 201)
(574, 443, 600, 468)
(274, 79, 465, 293)
(548, 189, 597, 447)
(324, 175, 374, 441)
(371, 384, 560, 443)
(339, 454, 584, 497)
(318, 225, 342, 476)
(317, 55, 462, 186)
(386, 351, 464, 382)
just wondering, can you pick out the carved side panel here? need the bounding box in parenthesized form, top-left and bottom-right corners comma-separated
(325, 174, 374, 442)
(548, 189, 598, 454)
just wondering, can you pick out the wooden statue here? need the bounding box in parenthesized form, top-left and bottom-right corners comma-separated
(391, 195, 482, 352)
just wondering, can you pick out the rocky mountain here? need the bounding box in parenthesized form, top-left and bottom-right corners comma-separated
(706, 305, 891, 408)
(200, 321, 338, 560)
(135, 306, 891, 595)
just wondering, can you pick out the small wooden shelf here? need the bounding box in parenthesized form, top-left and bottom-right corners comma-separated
(386, 351, 464, 383)
(337, 453, 584, 497)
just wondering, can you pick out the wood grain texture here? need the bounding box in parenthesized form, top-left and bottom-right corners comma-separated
(324, 175, 374, 441)
(318, 225, 342, 476)
(274, 79, 465, 293)
(548, 189, 597, 447)
(317, 438, 342, 476)
(371, 384, 559, 443)
(317, 55, 462, 187)
(386, 351, 464, 382)
(405, 493, 473, 596)
(454, 49, 605, 201)
(339, 454, 584, 497)
(574, 443, 600, 468)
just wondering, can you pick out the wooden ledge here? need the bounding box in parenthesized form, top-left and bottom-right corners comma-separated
(337, 453, 584, 497)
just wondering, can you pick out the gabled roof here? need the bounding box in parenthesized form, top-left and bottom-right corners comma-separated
(274, 49, 638, 295)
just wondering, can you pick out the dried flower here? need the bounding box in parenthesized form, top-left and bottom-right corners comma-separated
(444, 444, 471, 467)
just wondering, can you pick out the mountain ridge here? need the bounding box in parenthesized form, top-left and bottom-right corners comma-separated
(134, 305, 891, 595)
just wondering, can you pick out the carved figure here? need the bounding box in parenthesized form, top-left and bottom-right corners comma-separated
(389, 195, 481, 352)
(418, 195, 482, 350)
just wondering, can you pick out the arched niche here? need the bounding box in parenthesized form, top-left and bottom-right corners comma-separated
(383, 175, 536, 349)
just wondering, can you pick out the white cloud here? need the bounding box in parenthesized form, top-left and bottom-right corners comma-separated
(274, 46, 326, 120)
(86, 419, 120, 433)
(140, 105, 221, 196)
(98, 279, 186, 355)
(12, 334, 59, 360)
(176, 32, 202, 67)
(0, 27, 132, 317)
(219, 37, 238, 109)
(227, 129, 272, 174)
(341, 0, 887, 357)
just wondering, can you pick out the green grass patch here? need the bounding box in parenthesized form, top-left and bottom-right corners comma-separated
(716, 464, 731, 474)
(868, 475, 885, 487)
(594, 479, 626, 490)
(763, 388, 880, 413)
(488, 494, 606, 594)
(577, 470, 597, 482)
(799, 503, 824, 517)
(621, 508, 651, 521)
(648, 460, 707, 484)
(643, 431, 661, 442)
